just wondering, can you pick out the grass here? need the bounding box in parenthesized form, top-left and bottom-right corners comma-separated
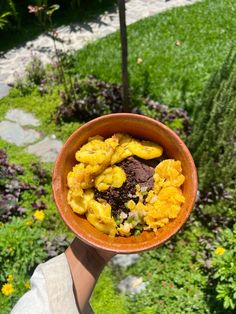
(91, 267, 128, 314)
(70, 0, 236, 112)
(119, 223, 211, 314)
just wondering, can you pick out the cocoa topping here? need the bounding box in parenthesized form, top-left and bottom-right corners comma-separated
(94, 156, 164, 218)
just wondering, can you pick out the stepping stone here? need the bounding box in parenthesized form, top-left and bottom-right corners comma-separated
(0, 83, 10, 99)
(27, 136, 62, 162)
(112, 254, 140, 267)
(0, 121, 40, 146)
(118, 275, 146, 294)
(6, 109, 40, 127)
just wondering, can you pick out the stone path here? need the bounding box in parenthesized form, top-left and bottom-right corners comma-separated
(112, 254, 147, 295)
(0, 82, 10, 99)
(0, 0, 199, 85)
(118, 275, 146, 294)
(0, 109, 62, 162)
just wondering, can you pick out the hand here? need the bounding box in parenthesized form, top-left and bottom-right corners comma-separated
(65, 238, 115, 312)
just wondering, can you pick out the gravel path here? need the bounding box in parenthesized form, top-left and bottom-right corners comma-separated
(0, 0, 199, 85)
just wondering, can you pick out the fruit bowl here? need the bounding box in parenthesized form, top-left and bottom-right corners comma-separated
(52, 113, 197, 253)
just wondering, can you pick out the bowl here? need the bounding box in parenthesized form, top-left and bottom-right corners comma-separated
(52, 113, 197, 253)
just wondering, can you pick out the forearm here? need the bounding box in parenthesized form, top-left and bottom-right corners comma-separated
(65, 238, 114, 313)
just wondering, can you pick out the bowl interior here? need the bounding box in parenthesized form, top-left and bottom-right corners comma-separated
(52, 114, 197, 253)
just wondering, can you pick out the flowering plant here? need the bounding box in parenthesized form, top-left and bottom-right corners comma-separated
(28, 4, 60, 28)
(212, 224, 236, 310)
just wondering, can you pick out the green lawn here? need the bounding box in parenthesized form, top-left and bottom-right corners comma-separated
(71, 0, 236, 112)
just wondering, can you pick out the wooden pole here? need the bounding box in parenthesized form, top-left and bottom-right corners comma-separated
(117, 0, 130, 111)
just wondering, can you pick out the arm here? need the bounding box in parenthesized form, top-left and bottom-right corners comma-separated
(65, 238, 115, 313)
(11, 238, 114, 314)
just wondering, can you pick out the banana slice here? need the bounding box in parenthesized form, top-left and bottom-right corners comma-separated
(154, 159, 185, 188)
(67, 163, 86, 197)
(105, 135, 119, 150)
(86, 199, 117, 236)
(95, 166, 126, 191)
(111, 145, 133, 165)
(67, 189, 94, 215)
(75, 137, 115, 165)
(111, 134, 133, 164)
(114, 133, 132, 144)
(128, 140, 163, 159)
(86, 212, 117, 236)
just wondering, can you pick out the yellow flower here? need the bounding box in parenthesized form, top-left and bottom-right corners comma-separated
(7, 275, 14, 282)
(215, 247, 225, 255)
(8, 247, 13, 253)
(26, 220, 33, 226)
(24, 281, 30, 289)
(137, 57, 143, 64)
(175, 39, 181, 46)
(1, 283, 14, 296)
(33, 210, 45, 221)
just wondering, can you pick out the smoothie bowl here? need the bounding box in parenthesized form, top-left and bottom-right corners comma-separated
(52, 113, 197, 253)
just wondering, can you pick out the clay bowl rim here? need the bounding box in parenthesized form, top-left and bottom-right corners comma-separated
(52, 113, 198, 253)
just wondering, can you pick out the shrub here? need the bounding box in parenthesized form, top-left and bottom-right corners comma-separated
(0, 150, 49, 222)
(13, 56, 46, 95)
(0, 217, 47, 283)
(0, 1, 18, 29)
(25, 55, 46, 85)
(0, 149, 27, 222)
(0, 217, 47, 312)
(0, 12, 11, 29)
(54, 75, 191, 138)
(211, 224, 236, 310)
(189, 50, 236, 191)
(54, 76, 124, 123)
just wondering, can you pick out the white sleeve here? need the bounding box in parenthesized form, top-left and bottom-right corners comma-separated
(11, 253, 79, 314)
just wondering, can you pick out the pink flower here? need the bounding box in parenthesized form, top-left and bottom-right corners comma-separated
(28, 5, 45, 14)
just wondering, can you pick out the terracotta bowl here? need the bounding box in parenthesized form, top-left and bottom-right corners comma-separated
(52, 113, 197, 253)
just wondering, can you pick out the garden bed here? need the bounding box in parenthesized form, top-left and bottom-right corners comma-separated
(0, 0, 236, 313)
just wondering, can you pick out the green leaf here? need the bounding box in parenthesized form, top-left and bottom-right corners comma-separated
(46, 4, 60, 16)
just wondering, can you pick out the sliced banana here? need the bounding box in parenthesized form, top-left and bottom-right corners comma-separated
(128, 139, 163, 159)
(95, 166, 126, 191)
(67, 189, 94, 215)
(75, 137, 114, 165)
(86, 199, 117, 236)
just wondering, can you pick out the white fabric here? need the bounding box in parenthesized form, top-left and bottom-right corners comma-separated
(11, 253, 79, 314)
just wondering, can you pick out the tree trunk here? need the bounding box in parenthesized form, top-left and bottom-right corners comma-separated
(118, 0, 130, 112)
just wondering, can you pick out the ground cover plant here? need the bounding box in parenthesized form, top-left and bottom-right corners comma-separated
(0, 142, 63, 312)
(0, 140, 127, 314)
(0, 0, 236, 313)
